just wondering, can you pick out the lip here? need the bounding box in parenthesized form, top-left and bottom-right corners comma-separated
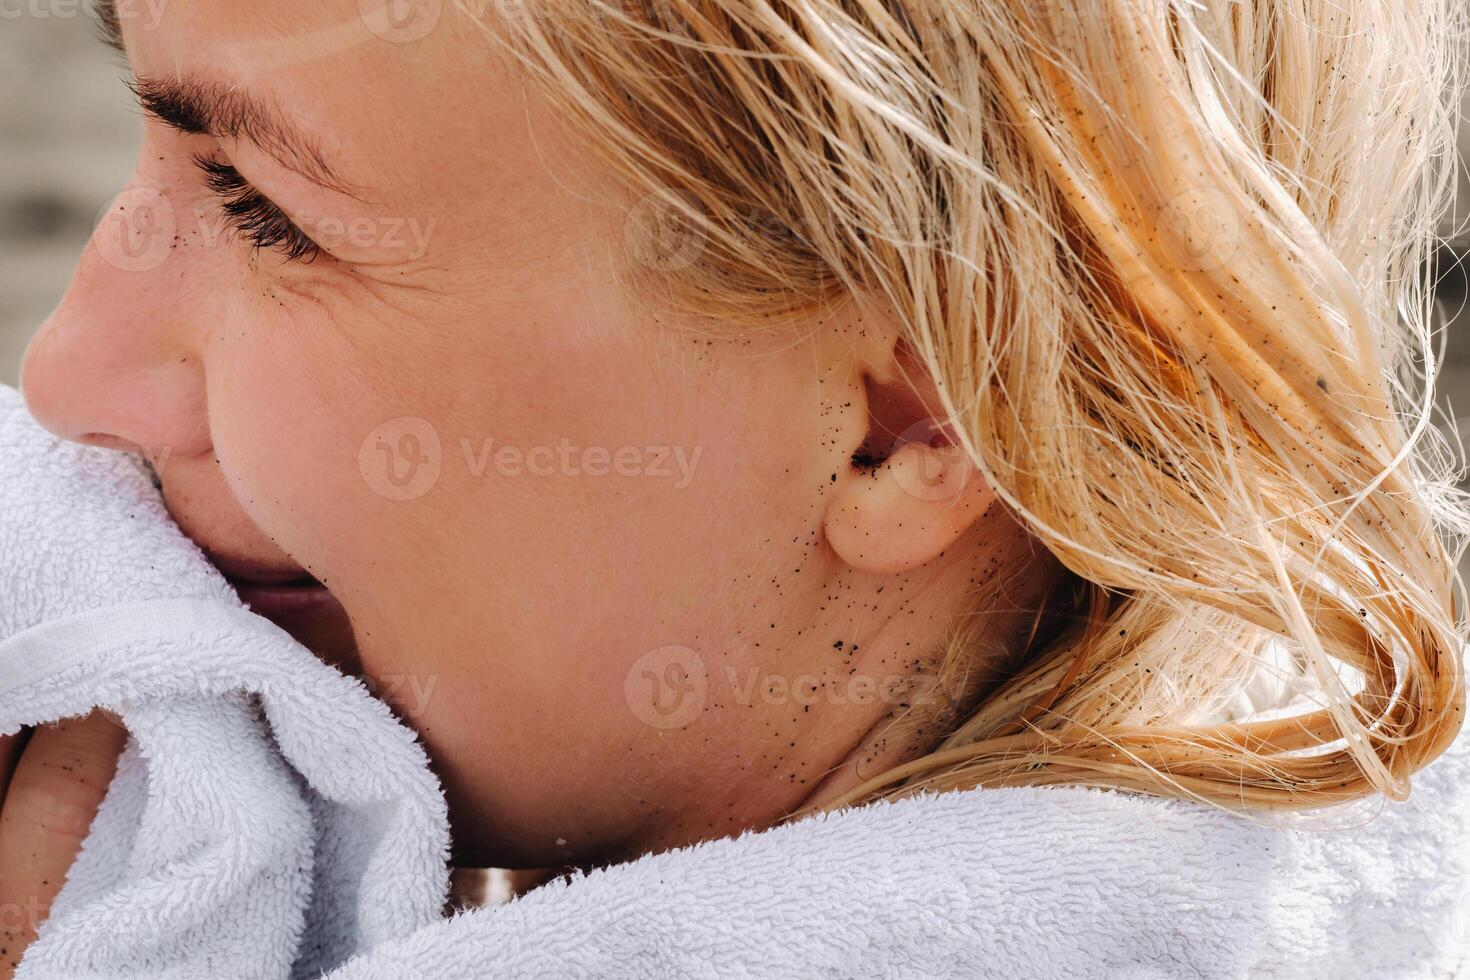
(229, 579, 340, 619)
(195, 547, 340, 622)
(164, 494, 359, 669)
(202, 548, 318, 587)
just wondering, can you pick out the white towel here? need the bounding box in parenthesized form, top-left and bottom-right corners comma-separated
(0, 384, 449, 978)
(2, 381, 1469, 979)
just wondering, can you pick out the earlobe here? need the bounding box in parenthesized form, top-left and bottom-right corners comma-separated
(819, 317, 997, 575)
(824, 438, 996, 574)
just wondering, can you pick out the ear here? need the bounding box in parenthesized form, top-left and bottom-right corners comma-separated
(823, 342, 996, 575)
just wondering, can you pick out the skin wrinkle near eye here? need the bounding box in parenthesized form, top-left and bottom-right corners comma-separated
(286, 265, 425, 319)
(248, 242, 450, 333)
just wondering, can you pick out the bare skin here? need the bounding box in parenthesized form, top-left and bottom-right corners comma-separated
(2, 1, 1062, 969)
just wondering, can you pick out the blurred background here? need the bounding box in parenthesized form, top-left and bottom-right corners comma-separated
(3, 11, 1470, 469)
(1, 12, 139, 382)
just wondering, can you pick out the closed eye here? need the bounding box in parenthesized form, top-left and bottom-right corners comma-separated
(193, 154, 323, 263)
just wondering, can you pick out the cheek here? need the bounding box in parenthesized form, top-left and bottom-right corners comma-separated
(200, 286, 835, 751)
(203, 330, 382, 584)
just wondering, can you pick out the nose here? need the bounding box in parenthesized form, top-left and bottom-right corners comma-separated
(20, 181, 212, 461)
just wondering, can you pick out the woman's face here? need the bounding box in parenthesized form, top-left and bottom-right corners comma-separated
(20, 0, 1044, 867)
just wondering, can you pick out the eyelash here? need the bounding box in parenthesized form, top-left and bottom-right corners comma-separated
(193, 155, 322, 263)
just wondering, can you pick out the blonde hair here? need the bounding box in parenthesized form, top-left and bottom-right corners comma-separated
(481, 0, 1470, 813)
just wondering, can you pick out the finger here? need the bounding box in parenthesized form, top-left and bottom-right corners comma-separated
(0, 712, 126, 973)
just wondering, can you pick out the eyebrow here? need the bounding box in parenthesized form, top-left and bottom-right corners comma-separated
(96, 0, 123, 55)
(130, 77, 356, 195)
(97, 0, 356, 197)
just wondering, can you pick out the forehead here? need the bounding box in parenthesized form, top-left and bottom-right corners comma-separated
(114, 0, 527, 195)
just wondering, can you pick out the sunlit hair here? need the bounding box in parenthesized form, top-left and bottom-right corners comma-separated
(478, 0, 1470, 814)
